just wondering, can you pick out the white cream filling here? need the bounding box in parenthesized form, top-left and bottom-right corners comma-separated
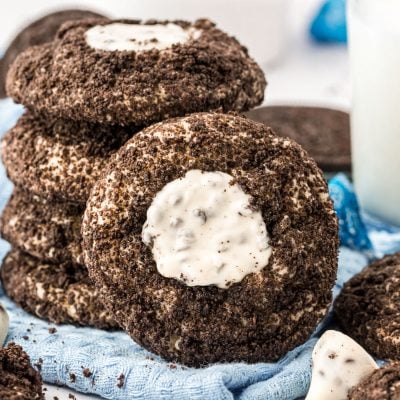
(85, 22, 201, 52)
(142, 170, 272, 289)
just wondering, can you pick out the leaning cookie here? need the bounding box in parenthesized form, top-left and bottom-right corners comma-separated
(82, 112, 339, 366)
(1, 112, 136, 204)
(348, 362, 400, 399)
(0, 9, 105, 98)
(1, 250, 118, 330)
(0, 189, 83, 265)
(245, 106, 351, 172)
(0, 343, 44, 400)
(7, 19, 266, 126)
(334, 252, 400, 360)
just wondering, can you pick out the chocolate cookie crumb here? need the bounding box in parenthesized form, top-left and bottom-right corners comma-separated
(48, 327, 57, 334)
(34, 358, 43, 372)
(0, 343, 44, 399)
(117, 373, 125, 388)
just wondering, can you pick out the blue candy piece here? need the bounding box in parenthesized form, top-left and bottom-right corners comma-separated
(310, 0, 347, 43)
(328, 174, 373, 252)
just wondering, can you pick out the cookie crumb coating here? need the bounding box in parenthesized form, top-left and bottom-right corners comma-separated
(1, 112, 137, 204)
(0, 189, 84, 265)
(334, 252, 400, 361)
(83, 112, 338, 366)
(348, 362, 400, 400)
(1, 249, 118, 330)
(7, 19, 266, 126)
(0, 9, 105, 98)
(0, 342, 44, 400)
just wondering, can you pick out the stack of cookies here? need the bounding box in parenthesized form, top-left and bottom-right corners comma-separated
(0, 18, 266, 330)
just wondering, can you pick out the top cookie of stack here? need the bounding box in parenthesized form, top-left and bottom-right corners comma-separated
(4, 17, 266, 204)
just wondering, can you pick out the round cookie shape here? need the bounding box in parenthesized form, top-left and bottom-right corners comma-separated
(6, 19, 266, 126)
(1, 112, 137, 204)
(245, 106, 351, 172)
(0, 189, 83, 265)
(0, 343, 44, 400)
(348, 362, 400, 400)
(0, 9, 105, 98)
(334, 252, 400, 360)
(82, 112, 339, 366)
(1, 249, 118, 330)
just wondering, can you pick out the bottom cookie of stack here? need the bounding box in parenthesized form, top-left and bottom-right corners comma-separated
(1, 249, 118, 330)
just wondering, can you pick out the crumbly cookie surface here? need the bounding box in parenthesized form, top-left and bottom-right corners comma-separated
(1, 112, 136, 203)
(7, 19, 266, 126)
(82, 112, 338, 366)
(0, 189, 83, 265)
(0, 343, 44, 400)
(334, 252, 400, 360)
(0, 9, 105, 98)
(1, 249, 118, 330)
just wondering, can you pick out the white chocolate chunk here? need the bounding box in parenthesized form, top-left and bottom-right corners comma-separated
(305, 330, 378, 400)
(142, 170, 272, 288)
(85, 23, 201, 52)
(0, 303, 9, 347)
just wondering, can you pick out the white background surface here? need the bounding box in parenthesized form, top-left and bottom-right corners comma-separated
(1, 0, 349, 398)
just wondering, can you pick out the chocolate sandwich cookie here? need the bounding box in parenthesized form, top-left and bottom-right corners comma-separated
(0, 9, 105, 98)
(1, 112, 136, 204)
(82, 112, 339, 366)
(7, 19, 266, 126)
(348, 362, 400, 400)
(0, 343, 44, 400)
(334, 252, 400, 360)
(245, 106, 351, 172)
(0, 189, 83, 265)
(1, 250, 118, 330)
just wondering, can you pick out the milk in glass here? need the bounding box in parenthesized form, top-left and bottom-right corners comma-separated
(348, 0, 400, 224)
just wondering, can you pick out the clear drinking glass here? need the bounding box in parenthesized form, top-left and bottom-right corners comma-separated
(348, 0, 400, 224)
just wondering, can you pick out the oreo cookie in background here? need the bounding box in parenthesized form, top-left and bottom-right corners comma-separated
(245, 106, 351, 173)
(0, 9, 106, 98)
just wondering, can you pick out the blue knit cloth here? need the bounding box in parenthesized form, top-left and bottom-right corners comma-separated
(0, 99, 398, 399)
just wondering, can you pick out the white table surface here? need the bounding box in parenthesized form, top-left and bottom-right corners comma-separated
(35, 1, 348, 399)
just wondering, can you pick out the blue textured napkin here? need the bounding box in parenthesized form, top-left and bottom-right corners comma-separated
(0, 99, 398, 399)
(310, 0, 347, 43)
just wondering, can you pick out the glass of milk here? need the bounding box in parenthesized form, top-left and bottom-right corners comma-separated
(348, 0, 400, 224)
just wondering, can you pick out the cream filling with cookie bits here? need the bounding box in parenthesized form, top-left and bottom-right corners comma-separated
(85, 22, 201, 52)
(142, 170, 272, 289)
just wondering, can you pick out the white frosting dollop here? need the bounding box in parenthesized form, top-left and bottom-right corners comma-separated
(142, 170, 272, 289)
(85, 22, 201, 52)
